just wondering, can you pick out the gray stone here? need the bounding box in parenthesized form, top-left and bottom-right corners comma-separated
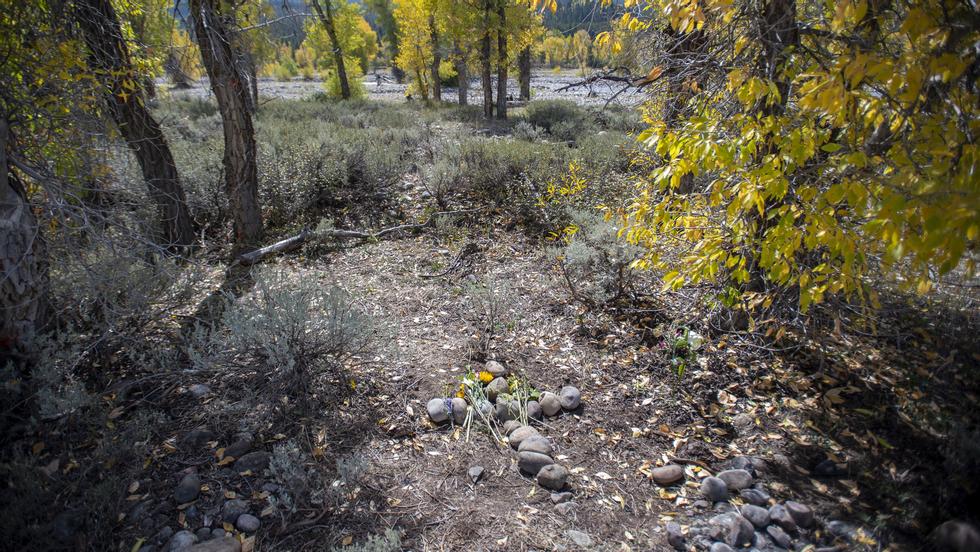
(508, 425, 540, 450)
(235, 514, 260, 533)
(740, 504, 770, 528)
(518, 451, 554, 476)
(174, 474, 201, 504)
(502, 420, 522, 435)
(730, 456, 759, 475)
(651, 464, 685, 486)
(188, 384, 211, 398)
(732, 413, 755, 434)
(195, 528, 212, 542)
(536, 464, 569, 491)
(154, 527, 174, 544)
(518, 436, 552, 455)
(769, 504, 798, 533)
(814, 459, 848, 477)
(559, 386, 581, 410)
(494, 400, 520, 422)
(223, 439, 251, 460)
(693, 500, 710, 509)
(165, 530, 197, 552)
(666, 522, 685, 550)
(485, 360, 508, 377)
(468, 466, 484, 483)
(933, 520, 980, 552)
(475, 400, 493, 419)
(450, 397, 467, 425)
(555, 502, 578, 516)
(526, 400, 543, 420)
(566, 529, 592, 547)
(234, 451, 270, 474)
(260, 482, 279, 493)
(708, 513, 754, 547)
(210, 529, 226, 539)
(486, 377, 509, 402)
(739, 488, 770, 506)
(186, 538, 241, 552)
(767, 525, 792, 548)
(221, 499, 248, 523)
(426, 398, 450, 423)
(551, 491, 573, 504)
(717, 469, 754, 490)
(826, 520, 857, 541)
(714, 501, 735, 513)
(710, 544, 735, 552)
(539, 392, 561, 416)
(181, 429, 215, 451)
(700, 476, 729, 501)
(785, 501, 813, 528)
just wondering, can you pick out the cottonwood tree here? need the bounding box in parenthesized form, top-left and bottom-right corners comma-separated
(190, 0, 263, 251)
(311, 0, 351, 99)
(605, 0, 979, 312)
(74, 0, 196, 253)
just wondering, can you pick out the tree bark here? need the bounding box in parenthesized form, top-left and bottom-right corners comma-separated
(481, 0, 494, 118)
(190, 0, 263, 251)
(312, 0, 351, 100)
(75, 0, 196, 253)
(518, 45, 531, 101)
(455, 41, 468, 105)
(429, 14, 441, 102)
(495, 0, 507, 120)
(0, 119, 48, 363)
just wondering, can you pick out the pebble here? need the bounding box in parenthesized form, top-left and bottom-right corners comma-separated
(693, 500, 710, 509)
(188, 384, 211, 398)
(769, 504, 798, 533)
(223, 438, 252, 460)
(700, 476, 729, 501)
(933, 520, 980, 552)
(526, 400, 543, 420)
(826, 520, 857, 541)
(502, 420, 522, 435)
(708, 512, 754, 547)
(740, 504, 770, 528)
(468, 466, 484, 483)
(426, 398, 450, 423)
(494, 400, 520, 422)
(450, 397, 467, 424)
(767, 524, 792, 548)
(186, 538, 242, 552)
(539, 392, 561, 416)
(221, 499, 248, 523)
(551, 491, 573, 504)
(566, 529, 592, 547)
(508, 426, 540, 450)
(739, 488, 770, 506)
(536, 464, 568, 491)
(785, 501, 814, 528)
(180, 429, 216, 451)
(210, 529, 226, 539)
(174, 474, 201, 504)
(555, 501, 578, 516)
(559, 386, 581, 410)
(234, 451, 270, 474)
(717, 469, 754, 490)
(165, 530, 197, 551)
(475, 400, 493, 419)
(814, 459, 848, 477)
(666, 522, 685, 549)
(195, 527, 212, 541)
(485, 360, 508, 377)
(517, 451, 554, 476)
(486, 377, 508, 402)
(518, 436, 552, 456)
(651, 464, 685, 486)
(235, 513, 260, 533)
(710, 543, 735, 552)
(154, 527, 175, 544)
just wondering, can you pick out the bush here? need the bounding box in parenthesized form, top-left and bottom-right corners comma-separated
(550, 209, 645, 309)
(524, 100, 595, 142)
(512, 120, 545, 142)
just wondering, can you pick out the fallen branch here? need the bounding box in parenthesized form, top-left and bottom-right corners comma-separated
(234, 210, 476, 267)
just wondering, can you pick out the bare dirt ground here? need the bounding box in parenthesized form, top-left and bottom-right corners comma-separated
(167, 68, 645, 107)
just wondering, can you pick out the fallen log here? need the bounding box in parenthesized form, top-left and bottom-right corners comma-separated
(233, 209, 476, 267)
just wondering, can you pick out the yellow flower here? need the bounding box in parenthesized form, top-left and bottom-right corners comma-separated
(478, 371, 494, 384)
(456, 384, 466, 398)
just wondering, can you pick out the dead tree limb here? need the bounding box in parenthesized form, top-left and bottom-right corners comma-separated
(234, 210, 477, 267)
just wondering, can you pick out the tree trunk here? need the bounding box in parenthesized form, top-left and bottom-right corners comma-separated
(495, 0, 507, 120)
(190, 0, 263, 251)
(75, 0, 196, 253)
(455, 41, 468, 105)
(312, 0, 351, 100)
(518, 46, 531, 101)
(0, 119, 48, 364)
(429, 14, 441, 102)
(481, 0, 493, 118)
(241, 51, 259, 113)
